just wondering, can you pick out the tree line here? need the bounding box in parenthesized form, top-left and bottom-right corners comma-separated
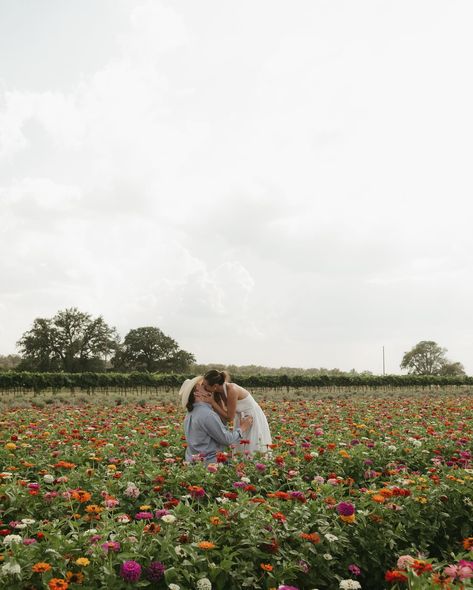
(9, 308, 194, 373)
(0, 308, 467, 376)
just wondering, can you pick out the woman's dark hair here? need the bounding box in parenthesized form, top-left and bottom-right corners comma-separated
(186, 385, 198, 412)
(204, 370, 230, 386)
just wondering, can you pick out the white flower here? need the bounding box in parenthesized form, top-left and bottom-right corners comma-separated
(162, 514, 176, 524)
(1, 561, 21, 575)
(3, 535, 22, 546)
(21, 518, 35, 525)
(43, 474, 55, 484)
(240, 477, 250, 483)
(175, 545, 184, 556)
(124, 483, 140, 499)
(14, 523, 26, 530)
(324, 533, 339, 542)
(197, 578, 212, 590)
(169, 584, 181, 590)
(0, 472, 12, 479)
(340, 580, 362, 590)
(323, 553, 333, 560)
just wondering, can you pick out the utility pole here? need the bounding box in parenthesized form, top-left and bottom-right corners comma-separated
(382, 346, 385, 375)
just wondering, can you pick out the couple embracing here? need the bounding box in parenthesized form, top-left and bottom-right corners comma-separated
(179, 370, 272, 464)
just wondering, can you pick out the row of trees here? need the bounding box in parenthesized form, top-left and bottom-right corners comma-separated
(0, 308, 467, 376)
(14, 308, 195, 373)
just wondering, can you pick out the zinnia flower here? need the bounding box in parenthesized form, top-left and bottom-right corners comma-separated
(120, 560, 142, 583)
(144, 561, 165, 582)
(337, 502, 355, 516)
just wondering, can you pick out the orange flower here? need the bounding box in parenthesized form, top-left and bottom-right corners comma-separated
(340, 514, 356, 523)
(198, 541, 216, 550)
(71, 490, 92, 503)
(85, 504, 103, 514)
(54, 461, 76, 469)
(379, 488, 394, 498)
(32, 562, 52, 573)
(260, 563, 273, 571)
(209, 517, 222, 525)
(66, 571, 84, 584)
(272, 512, 287, 522)
(463, 537, 473, 550)
(372, 494, 386, 503)
(48, 579, 69, 590)
(300, 532, 321, 544)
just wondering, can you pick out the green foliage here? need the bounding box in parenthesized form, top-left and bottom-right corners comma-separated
(400, 341, 465, 376)
(17, 307, 119, 372)
(112, 326, 195, 372)
(0, 371, 471, 393)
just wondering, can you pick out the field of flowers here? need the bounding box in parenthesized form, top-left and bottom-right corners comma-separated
(0, 390, 472, 590)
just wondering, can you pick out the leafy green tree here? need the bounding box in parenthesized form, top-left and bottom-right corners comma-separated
(113, 326, 195, 372)
(400, 340, 464, 375)
(17, 308, 119, 372)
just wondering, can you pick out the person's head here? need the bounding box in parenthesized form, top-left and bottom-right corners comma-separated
(203, 369, 230, 392)
(179, 376, 204, 411)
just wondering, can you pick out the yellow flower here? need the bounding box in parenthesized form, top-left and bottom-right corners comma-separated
(4, 443, 16, 451)
(75, 557, 90, 567)
(415, 496, 428, 504)
(140, 505, 151, 510)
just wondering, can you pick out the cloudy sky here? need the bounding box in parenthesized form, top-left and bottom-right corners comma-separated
(1, 1, 473, 373)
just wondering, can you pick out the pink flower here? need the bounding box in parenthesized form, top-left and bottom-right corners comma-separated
(397, 555, 415, 570)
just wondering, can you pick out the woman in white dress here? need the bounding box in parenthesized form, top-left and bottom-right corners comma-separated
(203, 370, 272, 455)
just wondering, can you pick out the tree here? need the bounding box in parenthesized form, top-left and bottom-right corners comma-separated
(113, 326, 195, 372)
(17, 308, 119, 372)
(439, 361, 466, 376)
(400, 340, 465, 376)
(0, 354, 22, 371)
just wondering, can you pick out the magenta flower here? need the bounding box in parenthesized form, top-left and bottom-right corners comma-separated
(120, 560, 142, 583)
(135, 511, 154, 520)
(337, 502, 355, 516)
(348, 564, 361, 576)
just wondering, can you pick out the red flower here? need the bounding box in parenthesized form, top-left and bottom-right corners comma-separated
(385, 570, 408, 583)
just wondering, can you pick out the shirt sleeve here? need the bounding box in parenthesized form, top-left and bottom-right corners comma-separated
(201, 412, 242, 446)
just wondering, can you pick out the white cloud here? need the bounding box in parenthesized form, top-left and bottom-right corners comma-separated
(1, 1, 473, 372)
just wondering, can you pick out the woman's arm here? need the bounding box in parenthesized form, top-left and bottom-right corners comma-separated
(211, 385, 237, 421)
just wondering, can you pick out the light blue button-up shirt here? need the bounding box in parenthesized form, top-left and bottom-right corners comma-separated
(184, 402, 242, 463)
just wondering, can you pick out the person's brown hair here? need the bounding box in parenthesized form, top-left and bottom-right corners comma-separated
(186, 384, 199, 412)
(204, 370, 230, 386)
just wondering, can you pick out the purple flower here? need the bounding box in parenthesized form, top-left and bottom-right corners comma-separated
(145, 561, 165, 582)
(255, 463, 267, 471)
(278, 586, 300, 590)
(120, 560, 142, 583)
(349, 564, 361, 576)
(290, 491, 305, 500)
(155, 509, 169, 518)
(233, 481, 247, 488)
(337, 502, 355, 516)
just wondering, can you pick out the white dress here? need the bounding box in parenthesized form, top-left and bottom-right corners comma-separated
(224, 383, 272, 455)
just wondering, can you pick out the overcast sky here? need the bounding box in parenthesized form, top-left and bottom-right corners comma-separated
(1, 1, 473, 374)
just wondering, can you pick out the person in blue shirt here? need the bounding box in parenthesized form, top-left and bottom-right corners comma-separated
(180, 377, 253, 464)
